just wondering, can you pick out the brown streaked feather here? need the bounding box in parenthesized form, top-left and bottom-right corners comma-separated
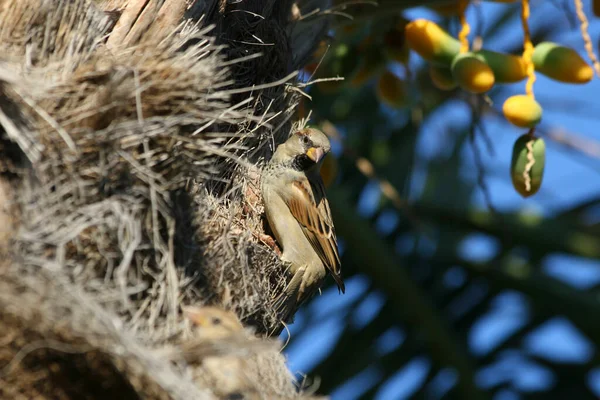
(284, 176, 345, 293)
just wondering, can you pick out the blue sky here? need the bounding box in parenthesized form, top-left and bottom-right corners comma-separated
(282, 1, 600, 398)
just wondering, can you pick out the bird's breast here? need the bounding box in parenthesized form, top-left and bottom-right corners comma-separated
(261, 182, 323, 272)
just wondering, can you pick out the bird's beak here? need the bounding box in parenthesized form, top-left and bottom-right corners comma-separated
(306, 147, 325, 163)
(183, 306, 204, 326)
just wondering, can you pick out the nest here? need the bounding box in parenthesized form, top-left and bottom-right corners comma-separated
(0, 0, 329, 398)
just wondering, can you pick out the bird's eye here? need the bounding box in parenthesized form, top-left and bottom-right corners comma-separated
(211, 317, 221, 325)
(301, 135, 310, 145)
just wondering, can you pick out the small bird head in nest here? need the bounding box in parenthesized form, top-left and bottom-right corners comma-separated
(183, 306, 244, 340)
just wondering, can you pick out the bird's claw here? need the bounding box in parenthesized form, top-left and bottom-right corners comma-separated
(259, 233, 282, 256)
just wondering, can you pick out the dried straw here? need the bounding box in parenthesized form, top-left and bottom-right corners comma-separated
(0, 0, 330, 398)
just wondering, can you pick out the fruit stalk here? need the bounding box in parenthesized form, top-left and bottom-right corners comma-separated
(458, 0, 471, 53)
(521, 0, 536, 98)
(573, 0, 600, 77)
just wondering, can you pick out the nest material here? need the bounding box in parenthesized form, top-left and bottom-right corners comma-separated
(0, 0, 330, 398)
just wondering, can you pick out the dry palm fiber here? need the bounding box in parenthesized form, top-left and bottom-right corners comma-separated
(0, 0, 331, 398)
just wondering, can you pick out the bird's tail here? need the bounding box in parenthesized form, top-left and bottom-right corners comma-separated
(271, 265, 306, 325)
(272, 290, 298, 325)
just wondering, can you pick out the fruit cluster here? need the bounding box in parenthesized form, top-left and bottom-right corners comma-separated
(304, 19, 411, 109)
(405, 19, 593, 124)
(305, 1, 597, 198)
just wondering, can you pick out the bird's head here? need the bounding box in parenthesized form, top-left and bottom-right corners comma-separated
(271, 127, 332, 172)
(183, 306, 244, 339)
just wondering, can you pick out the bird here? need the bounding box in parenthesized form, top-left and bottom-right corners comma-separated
(182, 306, 262, 399)
(261, 127, 345, 323)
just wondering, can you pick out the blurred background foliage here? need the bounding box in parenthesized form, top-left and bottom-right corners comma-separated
(281, 1, 600, 399)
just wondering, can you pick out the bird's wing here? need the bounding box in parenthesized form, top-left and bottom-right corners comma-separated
(283, 174, 345, 293)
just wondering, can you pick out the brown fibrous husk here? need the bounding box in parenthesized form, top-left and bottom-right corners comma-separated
(0, 0, 329, 398)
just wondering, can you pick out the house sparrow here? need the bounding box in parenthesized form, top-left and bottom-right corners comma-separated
(182, 307, 317, 399)
(261, 127, 345, 323)
(182, 306, 260, 399)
